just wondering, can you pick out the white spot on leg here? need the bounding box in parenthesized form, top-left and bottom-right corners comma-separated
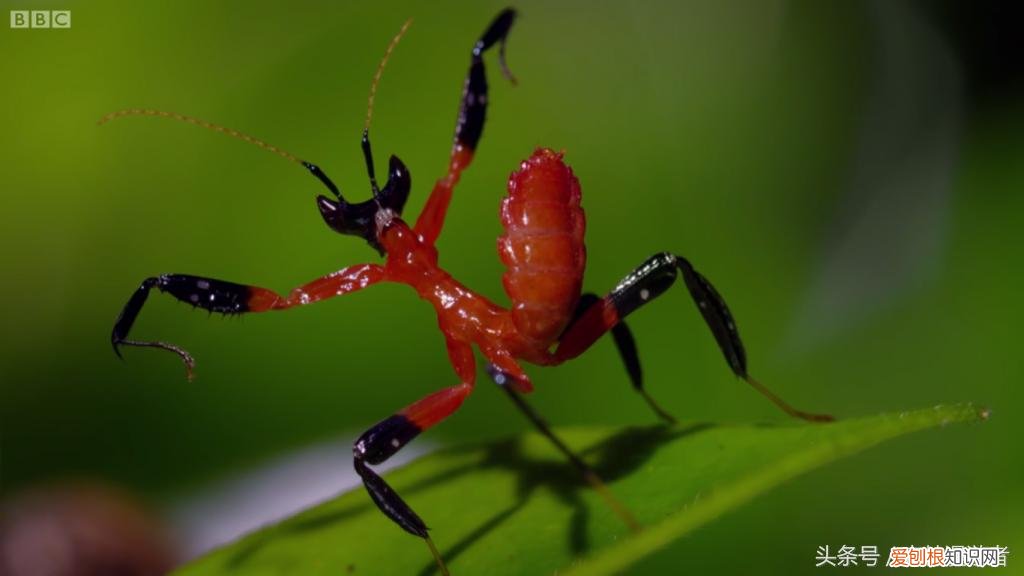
(390, 438, 400, 448)
(197, 280, 210, 290)
(494, 373, 506, 386)
(190, 294, 199, 303)
(640, 288, 650, 301)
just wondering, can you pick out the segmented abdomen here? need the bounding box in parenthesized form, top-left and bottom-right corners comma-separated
(498, 148, 586, 347)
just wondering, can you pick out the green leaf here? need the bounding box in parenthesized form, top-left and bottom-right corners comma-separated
(173, 404, 986, 576)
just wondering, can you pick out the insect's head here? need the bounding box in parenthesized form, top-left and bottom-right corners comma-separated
(307, 155, 411, 255)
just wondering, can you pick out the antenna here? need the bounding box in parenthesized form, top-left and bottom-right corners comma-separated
(361, 18, 413, 195)
(365, 18, 413, 134)
(97, 108, 305, 166)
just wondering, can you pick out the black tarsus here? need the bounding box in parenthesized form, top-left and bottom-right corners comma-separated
(455, 8, 517, 152)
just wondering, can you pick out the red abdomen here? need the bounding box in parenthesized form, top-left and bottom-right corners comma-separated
(498, 148, 586, 346)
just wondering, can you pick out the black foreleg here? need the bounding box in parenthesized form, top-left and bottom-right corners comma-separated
(112, 265, 383, 379)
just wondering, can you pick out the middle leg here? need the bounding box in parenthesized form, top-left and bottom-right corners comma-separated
(352, 336, 476, 575)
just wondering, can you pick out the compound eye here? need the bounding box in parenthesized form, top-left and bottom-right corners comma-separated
(316, 195, 342, 229)
(376, 155, 411, 215)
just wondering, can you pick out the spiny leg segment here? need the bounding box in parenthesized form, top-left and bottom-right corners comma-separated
(111, 265, 384, 380)
(555, 253, 834, 423)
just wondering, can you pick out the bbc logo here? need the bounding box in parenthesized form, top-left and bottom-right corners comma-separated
(10, 10, 72, 29)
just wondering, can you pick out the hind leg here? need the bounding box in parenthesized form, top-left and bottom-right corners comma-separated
(554, 253, 833, 422)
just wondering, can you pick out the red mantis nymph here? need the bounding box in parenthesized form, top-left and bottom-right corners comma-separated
(105, 9, 832, 574)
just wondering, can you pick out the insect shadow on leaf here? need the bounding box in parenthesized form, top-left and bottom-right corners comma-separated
(222, 423, 711, 571)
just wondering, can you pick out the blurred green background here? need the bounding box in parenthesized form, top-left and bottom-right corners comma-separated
(1, 0, 1021, 573)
